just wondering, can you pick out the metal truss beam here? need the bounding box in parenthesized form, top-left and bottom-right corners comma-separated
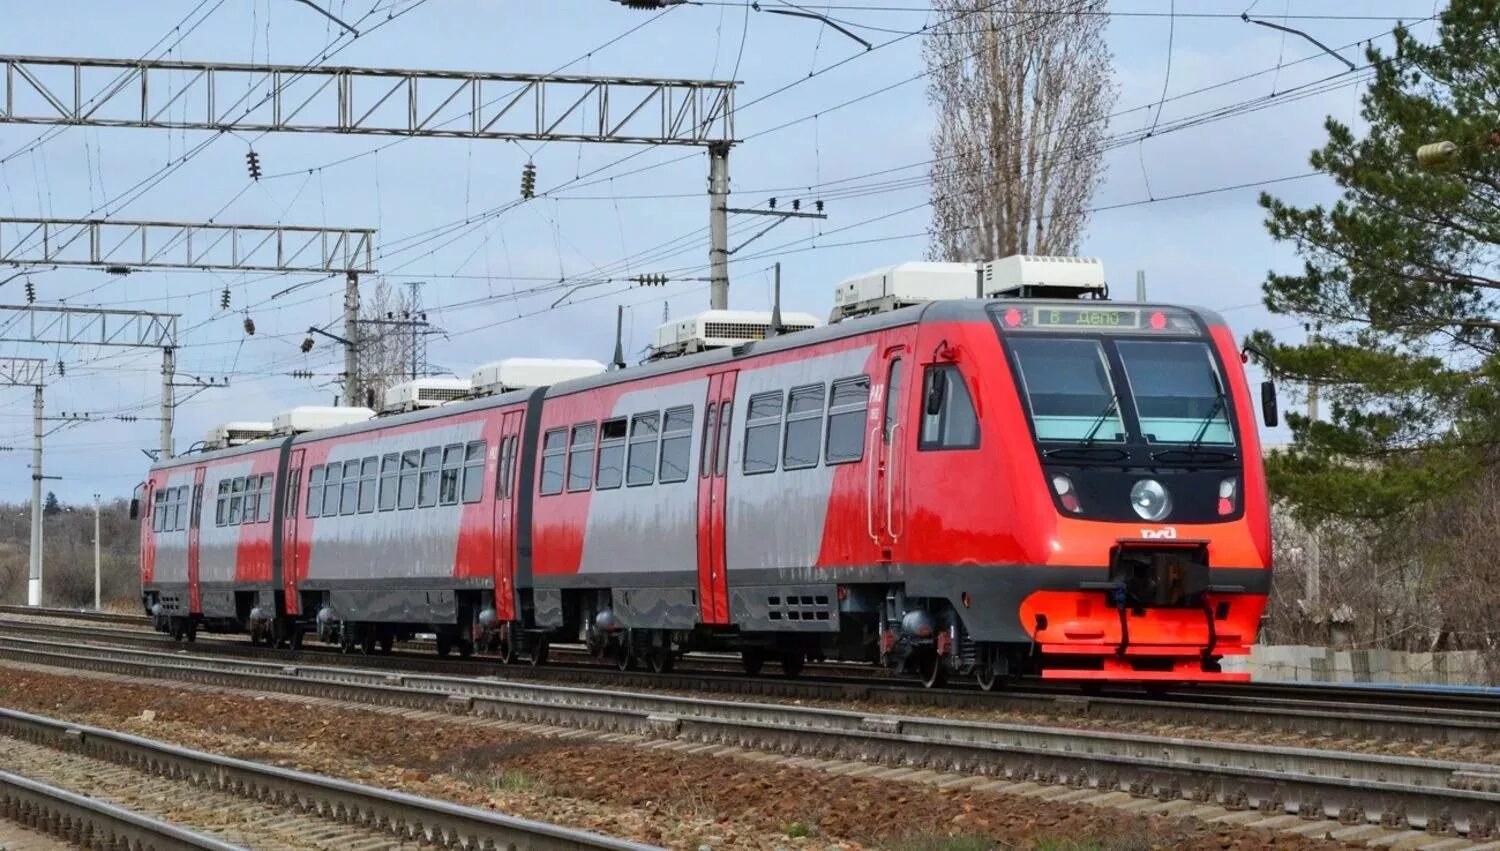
(0, 357, 46, 387)
(0, 55, 736, 146)
(0, 304, 177, 348)
(0, 217, 375, 273)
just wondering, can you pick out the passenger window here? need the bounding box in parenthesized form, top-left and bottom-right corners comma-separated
(883, 359, 904, 443)
(743, 392, 783, 474)
(358, 457, 378, 513)
(826, 376, 870, 464)
(596, 419, 626, 490)
(418, 447, 442, 508)
(920, 364, 980, 450)
(715, 401, 732, 476)
(216, 480, 230, 526)
(627, 413, 659, 486)
(496, 436, 516, 500)
(398, 450, 420, 510)
(783, 384, 825, 470)
(378, 454, 399, 511)
(306, 466, 324, 518)
(341, 459, 361, 515)
(228, 477, 245, 525)
(322, 463, 343, 516)
(461, 441, 486, 503)
(568, 423, 597, 492)
(440, 444, 463, 505)
(658, 407, 693, 484)
(540, 428, 566, 495)
(256, 475, 273, 522)
(242, 477, 258, 525)
(700, 403, 718, 479)
(286, 469, 300, 518)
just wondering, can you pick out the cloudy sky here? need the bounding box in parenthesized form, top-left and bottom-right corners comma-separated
(0, 0, 1444, 502)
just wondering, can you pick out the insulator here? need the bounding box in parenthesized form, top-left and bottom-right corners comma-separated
(768, 197, 777, 209)
(300, 337, 314, 353)
(243, 317, 256, 335)
(24, 280, 35, 304)
(55, 360, 64, 377)
(1416, 141, 1459, 167)
(246, 150, 263, 181)
(221, 287, 231, 309)
(815, 199, 824, 213)
(520, 161, 537, 199)
(792, 198, 801, 211)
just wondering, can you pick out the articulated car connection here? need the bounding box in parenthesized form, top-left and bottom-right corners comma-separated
(137, 256, 1276, 689)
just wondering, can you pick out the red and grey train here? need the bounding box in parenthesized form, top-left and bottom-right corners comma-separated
(138, 262, 1276, 687)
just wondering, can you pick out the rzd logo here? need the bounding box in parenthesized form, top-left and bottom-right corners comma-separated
(1140, 527, 1178, 539)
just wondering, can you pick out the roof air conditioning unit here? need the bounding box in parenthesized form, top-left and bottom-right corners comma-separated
(272, 406, 375, 435)
(829, 262, 979, 323)
(381, 377, 473, 413)
(648, 309, 821, 360)
(203, 421, 274, 450)
(469, 358, 607, 397)
(981, 255, 1106, 300)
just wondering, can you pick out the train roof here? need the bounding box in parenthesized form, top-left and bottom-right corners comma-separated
(146, 298, 1230, 475)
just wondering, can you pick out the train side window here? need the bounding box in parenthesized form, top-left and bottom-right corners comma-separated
(215, 480, 230, 526)
(256, 475, 273, 522)
(659, 407, 693, 483)
(596, 419, 626, 490)
(540, 429, 566, 495)
(496, 436, 516, 500)
(357, 457, 378, 513)
(783, 384, 825, 470)
(286, 469, 301, 518)
(825, 376, 871, 464)
(378, 454, 399, 511)
(323, 463, 344, 517)
(177, 486, 189, 531)
(627, 412, 660, 486)
(398, 450, 420, 510)
(919, 364, 980, 450)
(567, 423, 597, 492)
(340, 459, 361, 515)
(151, 490, 163, 532)
(700, 403, 718, 479)
(883, 359, 904, 443)
(418, 447, 442, 508)
(306, 466, 324, 518)
(743, 392, 783, 474)
(461, 441, 486, 503)
(228, 477, 245, 525)
(439, 444, 464, 505)
(244, 477, 259, 524)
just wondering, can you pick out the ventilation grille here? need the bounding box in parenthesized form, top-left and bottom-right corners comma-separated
(704, 320, 818, 341)
(415, 387, 470, 403)
(765, 593, 832, 622)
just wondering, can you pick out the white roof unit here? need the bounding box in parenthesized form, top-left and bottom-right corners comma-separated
(980, 255, 1106, 299)
(272, 406, 375, 435)
(830, 262, 980, 322)
(649, 309, 822, 359)
(469, 358, 606, 396)
(203, 421, 273, 451)
(381, 377, 473, 413)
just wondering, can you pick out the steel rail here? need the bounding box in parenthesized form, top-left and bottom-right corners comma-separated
(5, 616, 1500, 752)
(2, 636, 1499, 839)
(0, 705, 657, 851)
(0, 768, 244, 851)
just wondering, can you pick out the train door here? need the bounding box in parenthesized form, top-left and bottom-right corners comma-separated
(871, 348, 908, 559)
(282, 449, 304, 615)
(139, 479, 156, 587)
(492, 410, 525, 621)
(187, 467, 206, 613)
(696, 369, 737, 624)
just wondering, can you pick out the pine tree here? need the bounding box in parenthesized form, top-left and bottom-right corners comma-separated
(43, 491, 60, 517)
(1255, 1, 1500, 525)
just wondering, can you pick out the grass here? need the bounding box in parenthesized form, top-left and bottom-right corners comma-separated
(784, 820, 815, 839)
(882, 836, 1149, 851)
(881, 836, 996, 851)
(457, 768, 545, 795)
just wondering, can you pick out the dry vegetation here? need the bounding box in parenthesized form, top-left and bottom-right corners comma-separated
(0, 496, 138, 608)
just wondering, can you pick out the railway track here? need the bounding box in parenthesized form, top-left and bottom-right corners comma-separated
(0, 766, 241, 851)
(5, 614, 1500, 753)
(0, 703, 656, 851)
(3, 631, 1500, 844)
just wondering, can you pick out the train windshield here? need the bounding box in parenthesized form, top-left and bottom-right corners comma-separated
(1007, 336, 1234, 446)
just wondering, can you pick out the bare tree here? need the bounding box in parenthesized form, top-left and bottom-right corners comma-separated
(924, 0, 1114, 261)
(357, 280, 423, 403)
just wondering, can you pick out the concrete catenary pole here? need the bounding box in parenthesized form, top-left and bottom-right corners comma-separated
(93, 493, 102, 611)
(27, 386, 42, 606)
(344, 271, 361, 407)
(160, 347, 175, 459)
(1135, 270, 1147, 302)
(707, 143, 731, 310)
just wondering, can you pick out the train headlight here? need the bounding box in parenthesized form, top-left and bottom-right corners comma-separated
(1051, 474, 1082, 513)
(1218, 477, 1239, 516)
(1129, 479, 1171, 521)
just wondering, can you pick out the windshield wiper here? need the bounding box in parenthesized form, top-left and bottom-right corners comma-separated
(1185, 391, 1228, 452)
(1079, 396, 1120, 447)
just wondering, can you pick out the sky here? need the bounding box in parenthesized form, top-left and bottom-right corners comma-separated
(0, 0, 1446, 502)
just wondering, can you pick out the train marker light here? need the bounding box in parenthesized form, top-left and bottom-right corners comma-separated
(1004, 307, 1022, 327)
(1149, 311, 1167, 330)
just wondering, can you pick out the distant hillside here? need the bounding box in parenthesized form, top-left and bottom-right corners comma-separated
(0, 497, 140, 609)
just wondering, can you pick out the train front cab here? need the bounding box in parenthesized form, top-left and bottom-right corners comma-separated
(891, 301, 1271, 686)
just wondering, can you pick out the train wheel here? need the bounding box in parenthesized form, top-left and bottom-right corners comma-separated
(615, 641, 637, 672)
(184, 619, 197, 643)
(379, 633, 393, 655)
(647, 646, 674, 674)
(436, 634, 453, 657)
(496, 637, 517, 665)
(780, 650, 805, 678)
(169, 619, 183, 642)
(917, 652, 947, 689)
(359, 629, 376, 656)
(457, 639, 474, 659)
(528, 638, 549, 667)
(741, 650, 765, 676)
(289, 625, 304, 651)
(975, 662, 1000, 692)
